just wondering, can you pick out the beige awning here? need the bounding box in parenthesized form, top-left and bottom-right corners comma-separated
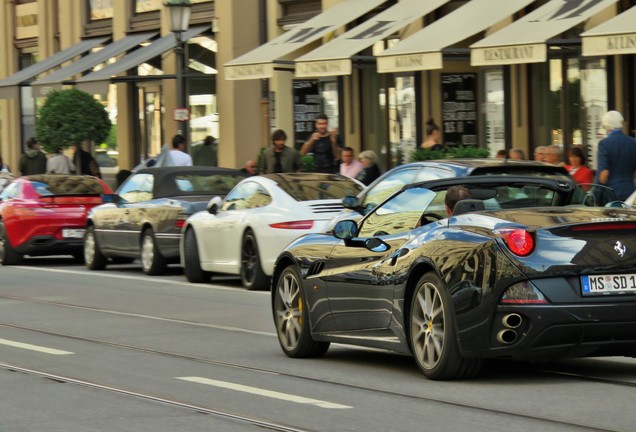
(31, 31, 157, 97)
(0, 37, 108, 99)
(294, 0, 449, 78)
(376, 0, 535, 73)
(471, 0, 619, 66)
(75, 26, 209, 94)
(224, 0, 387, 80)
(582, 5, 636, 56)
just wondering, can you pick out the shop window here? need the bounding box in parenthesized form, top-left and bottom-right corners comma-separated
(188, 36, 218, 145)
(278, 0, 321, 26)
(360, 69, 387, 171)
(531, 55, 601, 167)
(441, 73, 478, 147)
(290, 79, 340, 151)
(580, 58, 607, 171)
(388, 75, 416, 166)
(481, 69, 506, 156)
(19, 52, 37, 149)
(86, 0, 113, 36)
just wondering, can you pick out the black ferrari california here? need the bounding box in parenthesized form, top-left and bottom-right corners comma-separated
(271, 175, 636, 380)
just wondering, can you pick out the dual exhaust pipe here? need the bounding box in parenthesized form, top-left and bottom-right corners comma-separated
(496, 313, 522, 345)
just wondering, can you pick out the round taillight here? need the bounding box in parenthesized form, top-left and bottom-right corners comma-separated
(506, 229, 534, 256)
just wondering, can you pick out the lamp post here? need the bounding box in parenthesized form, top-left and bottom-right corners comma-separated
(165, 0, 192, 138)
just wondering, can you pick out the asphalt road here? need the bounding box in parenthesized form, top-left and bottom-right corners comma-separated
(1, 257, 635, 432)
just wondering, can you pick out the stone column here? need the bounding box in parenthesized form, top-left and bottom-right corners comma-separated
(216, 0, 263, 169)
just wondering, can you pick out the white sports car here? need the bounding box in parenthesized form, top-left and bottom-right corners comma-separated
(180, 173, 364, 290)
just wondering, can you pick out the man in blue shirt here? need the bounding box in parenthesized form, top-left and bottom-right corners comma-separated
(596, 110, 636, 200)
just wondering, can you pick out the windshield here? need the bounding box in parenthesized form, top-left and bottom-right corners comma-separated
(570, 184, 620, 207)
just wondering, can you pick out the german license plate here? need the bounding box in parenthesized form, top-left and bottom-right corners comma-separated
(62, 229, 85, 239)
(581, 274, 636, 296)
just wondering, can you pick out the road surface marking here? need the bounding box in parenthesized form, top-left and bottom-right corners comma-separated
(176, 376, 352, 409)
(13, 266, 266, 294)
(0, 338, 73, 355)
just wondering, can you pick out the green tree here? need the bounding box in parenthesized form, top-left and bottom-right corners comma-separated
(36, 89, 111, 154)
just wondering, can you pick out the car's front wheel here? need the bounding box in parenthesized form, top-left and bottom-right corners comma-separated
(84, 226, 107, 270)
(140, 228, 166, 275)
(0, 222, 23, 265)
(273, 265, 329, 358)
(410, 272, 482, 380)
(183, 228, 211, 283)
(240, 229, 270, 290)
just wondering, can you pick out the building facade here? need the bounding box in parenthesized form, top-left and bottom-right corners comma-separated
(0, 0, 634, 181)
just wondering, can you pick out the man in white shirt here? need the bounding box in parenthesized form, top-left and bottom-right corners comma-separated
(169, 134, 193, 166)
(339, 146, 363, 179)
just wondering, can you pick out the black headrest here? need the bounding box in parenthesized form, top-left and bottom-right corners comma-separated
(452, 199, 485, 216)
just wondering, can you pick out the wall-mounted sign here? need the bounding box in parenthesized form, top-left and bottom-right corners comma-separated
(292, 80, 321, 150)
(441, 73, 478, 146)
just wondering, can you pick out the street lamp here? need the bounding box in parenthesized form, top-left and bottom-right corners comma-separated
(165, 0, 191, 137)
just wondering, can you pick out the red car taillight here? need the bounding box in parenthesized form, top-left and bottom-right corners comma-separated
(493, 228, 534, 256)
(175, 218, 186, 229)
(269, 220, 314, 230)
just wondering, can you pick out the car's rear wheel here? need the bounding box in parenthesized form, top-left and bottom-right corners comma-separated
(410, 272, 482, 380)
(183, 228, 211, 283)
(240, 229, 270, 290)
(274, 265, 329, 358)
(0, 222, 23, 265)
(140, 228, 166, 275)
(84, 226, 107, 270)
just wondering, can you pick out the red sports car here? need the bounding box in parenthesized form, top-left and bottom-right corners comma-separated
(0, 174, 111, 264)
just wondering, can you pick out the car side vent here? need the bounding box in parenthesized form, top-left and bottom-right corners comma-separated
(307, 261, 325, 277)
(310, 203, 344, 214)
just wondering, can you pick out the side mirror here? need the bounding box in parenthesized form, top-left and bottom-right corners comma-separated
(333, 220, 358, 240)
(365, 237, 390, 253)
(207, 196, 223, 215)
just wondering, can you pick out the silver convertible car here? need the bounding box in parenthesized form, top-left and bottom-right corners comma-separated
(84, 166, 246, 275)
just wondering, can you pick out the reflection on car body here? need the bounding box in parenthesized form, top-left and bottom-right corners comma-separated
(271, 175, 636, 380)
(180, 173, 364, 290)
(85, 166, 246, 275)
(0, 174, 112, 264)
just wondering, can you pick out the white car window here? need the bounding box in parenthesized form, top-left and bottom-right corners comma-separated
(119, 173, 154, 203)
(222, 182, 271, 211)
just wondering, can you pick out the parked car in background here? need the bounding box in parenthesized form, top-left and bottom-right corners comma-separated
(271, 175, 636, 380)
(0, 174, 111, 265)
(333, 159, 573, 225)
(181, 173, 364, 290)
(84, 166, 246, 275)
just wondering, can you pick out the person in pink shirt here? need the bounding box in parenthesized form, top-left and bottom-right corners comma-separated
(339, 146, 363, 179)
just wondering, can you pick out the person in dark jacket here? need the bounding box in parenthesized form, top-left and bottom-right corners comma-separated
(259, 129, 301, 174)
(192, 135, 218, 167)
(19, 137, 47, 175)
(356, 150, 381, 186)
(596, 110, 636, 200)
(73, 143, 101, 178)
